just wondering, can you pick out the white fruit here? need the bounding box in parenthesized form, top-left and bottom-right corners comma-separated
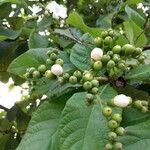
(91, 48, 103, 60)
(51, 64, 63, 76)
(113, 94, 131, 108)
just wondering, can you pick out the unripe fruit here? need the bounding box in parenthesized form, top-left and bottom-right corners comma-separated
(46, 59, 54, 65)
(107, 60, 115, 68)
(24, 72, 31, 79)
(108, 120, 118, 129)
(55, 58, 64, 66)
(69, 76, 77, 84)
(38, 65, 47, 73)
(86, 93, 94, 102)
(83, 73, 93, 81)
(118, 63, 126, 70)
(101, 31, 108, 38)
(58, 77, 64, 84)
(104, 36, 113, 45)
(83, 81, 92, 91)
(108, 132, 117, 141)
(52, 48, 59, 54)
(63, 73, 70, 80)
(91, 48, 103, 60)
(73, 70, 82, 79)
(114, 142, 123, 150)
(91, 79, 99, 87)
(45, 70, 55, 79)
(138, 55, 145, 63)
(116, 127, 125, 136)
(141, 106, 148, 113)
(112, 113, 122, 123)
(50, 52, 58, 61)
(107, 51, 113, 57)
(109, 30, 114, 37)
(28, 67, 36, 74)
(93, 61, 103, 71)
(134, 100, 142, 109)
(133, 47, 142, 56)
(94, 37, 103, 47)
(101, 55, 111, 64)
(91, 87, 99, 94)
(113, 54, 120, 63)
(141, 101, 148, 106)
(102, 107, 112, 117)
(32, 70, 41, 78)
(122, 44, 135, 55)
(113, 94, 131, 108)
(105, 143, 113, 150)
(112, 45, 121, 54)
(51, 64, 63, 76)
(47, 50, 52, 56)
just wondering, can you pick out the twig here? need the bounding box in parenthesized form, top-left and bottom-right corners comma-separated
(0, 105, 9, 111)
(95, 76, 109, 81)
(143, 45, 150, 51)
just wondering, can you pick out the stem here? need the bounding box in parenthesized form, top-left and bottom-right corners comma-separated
(143, 45, 150, 50)
(0, 105, 9, 111)
(95, 76, 109, 81)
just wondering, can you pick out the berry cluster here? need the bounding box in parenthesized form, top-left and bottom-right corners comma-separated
(92, 29, 147, 78)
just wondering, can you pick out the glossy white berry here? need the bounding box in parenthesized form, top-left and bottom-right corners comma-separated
(113, 94, 131, 108)
(91, 48, 103, 60)
(51, 64, 63, 76)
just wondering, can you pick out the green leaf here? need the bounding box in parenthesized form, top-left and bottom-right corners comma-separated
(144, 50, 150, 65)
(125, 0, 143, 5)
(70, 33, 94, 71)
(119, 119, 150, 150)
(8, 48, 75, 77)
(0, 27, 21, 41)
(66, 12, 101, 37)
(125, 5, 145, 27)
(59, 85, 117, 150)
(17, 100, 66, 150)
(28, 32, 49, 49)
(125, 64, 150, 81)
(123, 21, 147, 47)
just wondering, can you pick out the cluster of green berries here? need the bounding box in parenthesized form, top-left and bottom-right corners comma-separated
(133, 100, 149, 113)
(91, 29, 147, 78)
(102, 106, 124, 150)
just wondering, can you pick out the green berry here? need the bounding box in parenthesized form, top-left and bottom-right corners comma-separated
(52, 48, 59, 54)
(24, 72, 31, 79)
(69, 76, 78, 84)
(28, 67, 36, 74)
(104, 36, 113, 45)
(73, 70, 82, 79)
(91, 87, 99, 94)
(112, 45, 121, 54)
(101, 31, 108, 38)
(138, 55, 145, 63)
(109, 30, 114, 37)
(50, 53, 58, 61)
(107, 51, 113, 57)
(93, 61, 103, 71)
(134, 100, 142, 109)
(45, 70, 54, 79)
(102, 107, 112, 117)
(108, 132, 117, 141)
(83, 73, 93, 81)
(94, 37, 103, 47)
(38, 65, 47, 73)
(91, 79, 99, 87)
(122, 44, 135, 55)
(105, 143, 113, 150)
(32, 70, 41, 78)
(58, 77, 64, 84)
(141, 101, 148, 106)
(63, 73, 70, 80)
(112, 114, 122, 123)
(83, 81, 92, 91)
(86, 93, 94, 102)
(47, 50, 52, 56)
(101, 55, 111, 64)
(108, 120, 118, 129)
(116, 127, 125, 136)
(55, 58, 64, 66)
(118, 63, 126, 70)
(141, 106, 148, 113)
(46, 59, 55, 65)
(114, 142, 123, 150)
(107, 60, 115, 68)
(133, 47, 142, 56)
(113, 54, 120, 63)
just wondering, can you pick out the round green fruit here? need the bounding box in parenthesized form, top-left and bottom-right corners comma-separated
(55, 58, 64, 66)
(46, 59, 55, 65)
(69, 76, 78, 84)
(83, 73, 93, 81)
(108, 120, 118, 129)
(83, 81, 92, 91)
(105, 143, 113, 150)
(93, 61, 103, 71)
(73, 70, 82, 79)
(113, 54, 120, 63)
(109, 30, 114, 37)
(24, 72, 31, 79)
(91, 87, 99, 94)
(114, 142, 123, 150)
(133, 47, 142, 56)
(63, 73, 70, 80)
(107, 60, 115, 68)
(112, 45, 121, 54)
(112, 113, 122, 123)
(116, 127, 125, 136)
(107, 51, 113, 57)
(52, 48, 59, 54)
(104, 36, 113, 45)
(86, 93, 94, 101)
(141, 106, 148, 113)
(138, 55, 145, 63)
(28, 67, 36, 74)
(141, 101, 148, 106)
(108, 132, 117, 141)
(94, 37, 103, 47)
(45, 70, 54, 79)
(118, 63, 126, 70)
(50, 53, 58, 61)
(102, 107, 112, 117)
(134, 100, 142, 109)
(91, 79, 99, 87)
(32, 71, 41, 78)
(122, 44, 135, 55)
(101, 31, 108, 38)
(101, 55, 111, 64)
(46, 50, 52, 57)
(38, 65, 47, 73)
(58, 77, 64, 84)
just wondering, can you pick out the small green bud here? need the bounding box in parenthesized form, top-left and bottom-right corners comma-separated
(58, 77, 64, 84)
(24, 72, 31, 79)
(122, 44, 135, 55)
(32, 70, 41, 78)
(112, 45, 121, 54)
(46, 59, 55, 65)
(138, 55, 145, 63)
(113, 54, 120, 63)
(93, 61, 103, 71)
(52, 48, 59, 54)
(91, 79, 99, 87)
(141, 106, 148, 113)
(134, 100, 143, 109)
(141, 101, 148, 106)
(45, 70, 55, 79)
(112, 113, 122, 123)
(107, 51, 113, 57)
(86, 93, 94, 102)
(73, 70, 82, 79)
(50, 53, 58, 61)
(101, 31, 108, 38)
(108, 120, 118, 129)
(133, 47, 142, 56)
(114, 142, 123, 150)
(83, 73, 93, 81)
(38, 65, 47, 73)
(28, 67, 36, 74)
(102, 107, 112, 117)
(107, 60, 115, 68)
(101, 55, 111, 64)
(94, 37, 103, 47)
(115, 127, 125, 136)
(108, 132, 117, 141)
(91, 87, 99, 94)
(83, 81, 92, 91)
(69, 76, 78, 84)
(105, 143, 113, 150)
(104, 36, 113, 45)
(55, 58, 64, 66)
(63, 73, 70, 80)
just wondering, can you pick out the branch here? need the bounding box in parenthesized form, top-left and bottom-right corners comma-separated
(0, 105, 9, 111)
(143, 45, 150, 51)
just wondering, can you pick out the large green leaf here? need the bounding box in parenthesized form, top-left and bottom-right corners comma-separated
(16, 99, 66, 150)
(70, 33, 94, 71)
(66, 12, 101, 37)
(8, 48, 75, 77)
(59, 85, 117, 150)
(125, 64, 150, 81)
(125, 5, 145, 27)
(119, 119, 150, 150)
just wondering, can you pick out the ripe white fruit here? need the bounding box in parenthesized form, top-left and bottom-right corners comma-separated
(91, 48, 103, 60)
(113, 94, 131, 108)
(51, 64, 63, 76)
